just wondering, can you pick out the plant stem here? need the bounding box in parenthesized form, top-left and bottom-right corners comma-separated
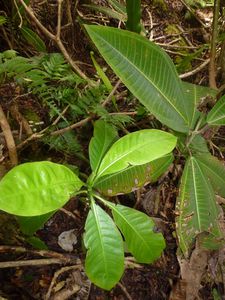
(209, 0, 220, 89)
(93, 193, 115, 210)
(0, 104, 18, 166)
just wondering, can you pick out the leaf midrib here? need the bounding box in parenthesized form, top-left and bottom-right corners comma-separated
(191, 158, 202, 230)
(112, 205, 152, 253)
(208, 100, 225, 123)
(97, 135, 171, 178)
(92, 29, 188, 125)
(91, 203, 108, 277)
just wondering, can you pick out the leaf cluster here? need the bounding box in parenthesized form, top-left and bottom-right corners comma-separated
(85, 24, 225, 258)
(0, 121, 177, 289)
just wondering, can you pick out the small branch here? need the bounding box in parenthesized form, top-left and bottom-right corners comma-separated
(17, 0, 88, 80)
(10, 104, 33, 136)
(0, 245, 79, 261)
(0, 258, 69, 268)
(102, 79, 121, 107)
(0, 105, 18, 166)
(179, 59, 210, 79)
(56, 0, 63, 40)
(209, 0, 220, 89)
(45, 265, 82, 300)
(118, 282, 133, 300)
(50, 116, 92, 136)
(17, 0, 55, 40)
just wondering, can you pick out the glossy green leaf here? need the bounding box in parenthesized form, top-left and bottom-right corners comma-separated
(89, 120, 118, 172)
(84, 201, 124, 290)
(20, 26, 46, 52)
(0, 161, 83, 216)
(111, 203, 165, 263)
(207, 95, 225, 125)
(176, 156, 221, 257)
(94, 153, 173, 196)
(95, 129, 177, 179)
(85, 25, 192, 132)
(195, 153, 225, 197)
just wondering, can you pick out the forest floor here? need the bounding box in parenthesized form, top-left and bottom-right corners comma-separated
(0, 0, 225, 299)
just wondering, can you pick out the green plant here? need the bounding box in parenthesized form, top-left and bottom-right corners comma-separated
(84, 25, 224, 257)
(0, 0, 46, 52)
(0, 120, 177, 290)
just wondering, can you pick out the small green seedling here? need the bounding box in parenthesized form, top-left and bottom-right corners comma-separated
(0, 120, 177, 290)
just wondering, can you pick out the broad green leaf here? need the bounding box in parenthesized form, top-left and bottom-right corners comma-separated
(0, 162, 83, 216)
(111, 204, 165, 263)
(94, 153, 173, 196)
(95, 129, 177, 179)
(84, 202, 124, 290)
(189, 134, 209, 154)
(195, 153, 225, 197)
(17, 211, 55, 236)
(126, 0, 141, 33)
(89, 120, 118, 172)
(85, 25, 192, 132)
(182, 81, 216, 129)
(176, 156, 221, 257)
(176, 133, 209, 155)
(109, 0, 126, 14)
(207, 95, 225, 125)
(182, 81, 217, 105)
(20, 26, 46, 52)
(83, 4, 126, 21)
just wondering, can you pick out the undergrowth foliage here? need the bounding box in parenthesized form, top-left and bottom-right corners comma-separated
(0, 0, 225, 294)
(0, 123, 177, 290)
(0, 50, 133, 155)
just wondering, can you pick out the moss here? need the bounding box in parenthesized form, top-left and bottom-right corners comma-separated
(152, 0, 168, 12)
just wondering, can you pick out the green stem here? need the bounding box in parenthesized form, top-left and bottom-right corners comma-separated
(93, 192, 115, 210)
(126, 0, 142, 33)
(73, 190, 88, 197)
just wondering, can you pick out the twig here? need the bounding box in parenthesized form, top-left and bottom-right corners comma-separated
(14, 0, 23, 28)
(10, 104, 33, 136)
(52, 105, 70, 126)
(0, 258, 70, 268)
(102, 79, 121, 107)
(179, 0, 207, 28)
(0, 245, 78, 260)
(60, 208, 77, 221)
(118, 282, 133, 300)
(56, 0, 63, 40)
(45, 265, 82, 300)
(179, 58, 210, 79)
(209, 0, 220, 89)
(50, 116, 92, 136)
(17, 0, 88, 80)
(0, 104, 18, 166)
